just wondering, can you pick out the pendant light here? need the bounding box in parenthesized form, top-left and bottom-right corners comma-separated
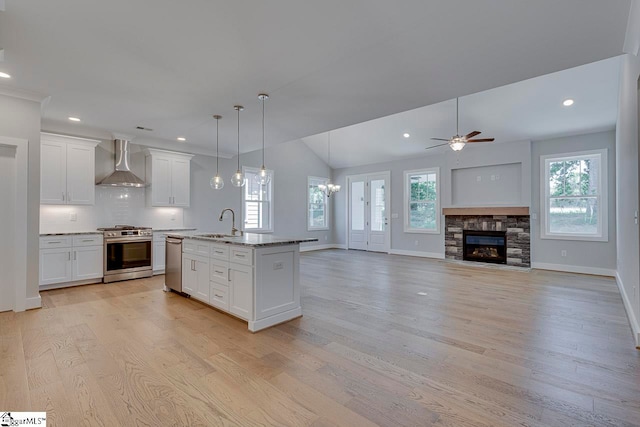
(318, 131, 341, 197)
(254, 93, 271, 186)
(231, 105, 246, 187)
(210, 115, 224, 190)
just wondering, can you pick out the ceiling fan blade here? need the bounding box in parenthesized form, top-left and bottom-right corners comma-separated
(464, 131, 481, 139)
(425, 143, 449, 150)
(430, 138, 451, 141)
(466, 138, 495, 143)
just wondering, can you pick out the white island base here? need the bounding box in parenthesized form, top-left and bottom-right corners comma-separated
(168, 234, 313, 332)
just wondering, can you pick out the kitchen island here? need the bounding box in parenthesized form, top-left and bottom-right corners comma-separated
(165, 232, 317, 332)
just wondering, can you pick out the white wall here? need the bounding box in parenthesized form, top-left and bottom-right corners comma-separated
(615, 54, 640, 345)
(530, 130, 617, 275)
(0, 93, 42, 305)
(332, 140, 531, 255)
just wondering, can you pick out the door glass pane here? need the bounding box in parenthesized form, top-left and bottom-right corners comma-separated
(370, 179, 385, 232)
(351, 181, 365, 231)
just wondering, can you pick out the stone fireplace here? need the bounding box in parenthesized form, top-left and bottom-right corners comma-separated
(443, 207, 530, 267)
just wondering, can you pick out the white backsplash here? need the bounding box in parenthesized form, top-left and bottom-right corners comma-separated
(40, 187, 185, 233)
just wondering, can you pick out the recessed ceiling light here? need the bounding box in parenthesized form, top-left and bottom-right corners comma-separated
(68, 117, 81, 122)
(0, 72, 11, 79)
(562, 99, 574, 107)
(177, 137, 186, 142)
(403, 133, 410, 138)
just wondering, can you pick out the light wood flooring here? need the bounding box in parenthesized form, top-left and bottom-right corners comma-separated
(1, 249, 640, 426)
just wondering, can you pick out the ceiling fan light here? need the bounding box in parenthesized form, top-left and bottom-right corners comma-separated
(450, 141, 466, 151)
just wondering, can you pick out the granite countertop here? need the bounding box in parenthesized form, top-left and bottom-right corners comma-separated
(40, 231, 103, 236)
(166, 231, 318, 247)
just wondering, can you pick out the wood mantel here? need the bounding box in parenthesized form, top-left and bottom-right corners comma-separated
(442, 207, 530, 216)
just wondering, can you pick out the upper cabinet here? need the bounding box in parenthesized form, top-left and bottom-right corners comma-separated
(40, 133, 100, 205)
(144, 149, 194, 207)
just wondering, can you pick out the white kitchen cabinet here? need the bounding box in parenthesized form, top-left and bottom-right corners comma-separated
(182, 252, 209, 303)
(153, 232, 166, 274)
(229, 263, 253, 320)
(40, 248, 73, 285)
(40, 133, 100, 205)
(144, 149, 194, 207)
(39, 234, 103, 288)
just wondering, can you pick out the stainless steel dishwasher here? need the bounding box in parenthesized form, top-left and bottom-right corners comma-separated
(165, 236, 183, 292)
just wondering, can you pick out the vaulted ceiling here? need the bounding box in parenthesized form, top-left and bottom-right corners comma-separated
(0, 1, 632, 159)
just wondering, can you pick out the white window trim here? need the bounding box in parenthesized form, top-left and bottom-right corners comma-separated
(307, 176, 329, 231)
(540, 148, 608, 242)
(404, 167, 440, 234)
(242, 166, 274, 234)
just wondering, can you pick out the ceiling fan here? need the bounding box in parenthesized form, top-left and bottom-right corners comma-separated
(427, 98, 494, 151)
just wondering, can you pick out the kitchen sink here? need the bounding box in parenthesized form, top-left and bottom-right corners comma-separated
(196, 233, 239, 239)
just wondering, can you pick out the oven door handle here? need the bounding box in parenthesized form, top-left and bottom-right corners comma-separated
(105, 237, 152, 243)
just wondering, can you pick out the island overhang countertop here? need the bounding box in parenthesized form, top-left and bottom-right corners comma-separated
(165, 231, 318, 247)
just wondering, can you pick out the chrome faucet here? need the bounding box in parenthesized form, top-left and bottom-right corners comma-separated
(219, 208, 243, 236)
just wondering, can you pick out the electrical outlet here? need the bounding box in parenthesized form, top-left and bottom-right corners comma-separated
(491, 175, 496, 181)
(273, 262, 284, 270)
(531, 213, 537, 220)
(414, 240, 419, 246)
(324, 235, 328, 241)
(476, 176, 482, 182)
(69, 212, 77, 221)
(561, 250, 567, 257)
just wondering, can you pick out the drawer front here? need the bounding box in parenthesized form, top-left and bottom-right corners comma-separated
(230, 246, 253, 266)
(183, 239, 210, 256)
(72, 234, 103, 247)
(210, 244, 229, 261)
(210, 261, 229, 285)
(210, 283, 229, 311)
(40, 236, 73, 249)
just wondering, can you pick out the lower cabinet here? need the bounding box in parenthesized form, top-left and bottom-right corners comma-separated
(229, 263, 253, 320)
(39, 235, 103, 287)
(182, 252, 210, 303)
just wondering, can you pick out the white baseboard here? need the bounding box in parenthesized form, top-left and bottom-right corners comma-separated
(616, 272, 640, 347)
(25, 295, 41, 310)
(531, 262, 615, 277)
(300, 244, 346, 252)
(388, 249, 445, 259)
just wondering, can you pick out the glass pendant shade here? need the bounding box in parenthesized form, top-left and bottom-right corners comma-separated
(254, 165, 271, 185)
(211, 114, 224, 190)
(210, 174, 224, 189)
(231, 169, 245, 187)
(231, 105, 245, 187)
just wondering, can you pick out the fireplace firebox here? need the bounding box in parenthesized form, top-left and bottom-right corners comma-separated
(462, 230, 507, 264)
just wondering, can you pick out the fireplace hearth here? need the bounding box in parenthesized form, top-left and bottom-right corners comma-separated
(463, 230, 506, 264)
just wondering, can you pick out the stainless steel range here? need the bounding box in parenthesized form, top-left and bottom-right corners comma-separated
(98, 225, 153, 283)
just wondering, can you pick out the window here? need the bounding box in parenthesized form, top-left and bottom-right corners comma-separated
(308, 176, 329, 230)
(243, 167, 273, 233)
(541, 149, 607, 241)
(404, 168, 440, 233)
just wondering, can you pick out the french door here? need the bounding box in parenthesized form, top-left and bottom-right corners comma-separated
(347, 172, 390, 253)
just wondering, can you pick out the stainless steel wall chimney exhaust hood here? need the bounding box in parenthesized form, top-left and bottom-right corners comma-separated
(98, 137, 146, 187)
